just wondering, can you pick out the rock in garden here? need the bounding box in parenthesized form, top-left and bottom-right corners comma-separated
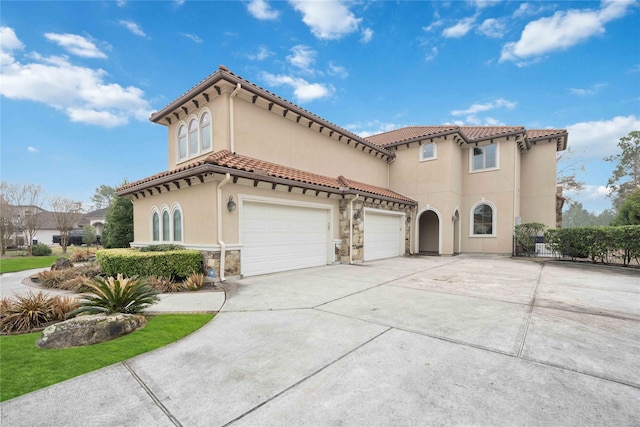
(36, 313, 147, 349)
(51, 257, 74, 271)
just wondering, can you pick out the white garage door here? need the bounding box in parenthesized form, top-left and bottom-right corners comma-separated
(364, 210, 404, 261)
(241, 201, 329, 276)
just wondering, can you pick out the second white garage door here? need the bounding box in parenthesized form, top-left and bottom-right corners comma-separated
(241, 201, 330, 276)
(364, 210, 404, 261)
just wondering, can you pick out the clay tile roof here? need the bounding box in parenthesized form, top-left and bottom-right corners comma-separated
(526, 128, 567, 140)
(338, 176, 416, 204)
(366, 126, 458, 147)
(117, 150, 416, 205)
(206, 150, 342, 189)
(459, 126, 525, 141)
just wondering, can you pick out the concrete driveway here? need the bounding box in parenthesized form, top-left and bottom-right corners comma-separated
(2, 255, 639, 426)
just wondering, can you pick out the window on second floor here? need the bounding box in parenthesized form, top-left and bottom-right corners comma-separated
(471, 143, 498, 172)
(177, 110, 214, 162)
(420, 142, 436, 161)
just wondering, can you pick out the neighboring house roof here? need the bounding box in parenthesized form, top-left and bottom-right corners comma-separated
(118, 150, 416, 206)
(366, 126, 568, 151)
(149, 65, 394, 161)
(84, 208, 108, 220)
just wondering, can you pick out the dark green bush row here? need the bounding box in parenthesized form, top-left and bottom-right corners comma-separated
(96, 249, 202, 280)
(31, 244, 52, 256)
(544, 226, 640, 266)
(139, 244, 185, 252)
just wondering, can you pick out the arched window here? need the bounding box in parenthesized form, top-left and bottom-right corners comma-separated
(173, 209, 182, 242)
(177, 125, 187, 160)
(152, 212, 160, 241)
(472, 203, 495, 236)
(420, 142, 436, 161)
(188, 119, 198, 157)
(162, 211, 170, 241)
(200, 112, 211, 151)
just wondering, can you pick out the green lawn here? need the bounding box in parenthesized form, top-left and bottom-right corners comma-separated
(0, 256, 62, 274)
(0, 313, 214, 402)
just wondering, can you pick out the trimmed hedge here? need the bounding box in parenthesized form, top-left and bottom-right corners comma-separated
(544, 225, 640, 266)
(96, 249, 202, 279)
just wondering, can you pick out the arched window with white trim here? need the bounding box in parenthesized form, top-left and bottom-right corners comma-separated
(177, 124, 187, 161)
(470, 201, 496, 237)
(188, 119, 198, 157)
(173, 209, 182, 242)
(420, 142, 436, 161)
(200, 111, 211, 152)
(152, 211, 160, 241)
(162, 211, 170, 241)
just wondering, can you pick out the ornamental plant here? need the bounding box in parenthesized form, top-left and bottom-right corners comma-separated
(72, 274, 159, 316)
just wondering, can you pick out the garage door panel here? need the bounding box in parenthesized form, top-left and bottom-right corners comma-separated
(241, 202, 329, 276)
(364, 212, 403, 261)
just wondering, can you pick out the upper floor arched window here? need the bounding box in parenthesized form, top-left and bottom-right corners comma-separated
(176, 109, 214, 163)
(200, 112, 211, 151)
(420, 142, 436, 161)
(177, 125, 187, 160)
(188, 119, 198, 157)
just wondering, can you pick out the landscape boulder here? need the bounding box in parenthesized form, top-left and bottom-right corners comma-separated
(51, 257, 74, 271)
(36, 313, 147, 349)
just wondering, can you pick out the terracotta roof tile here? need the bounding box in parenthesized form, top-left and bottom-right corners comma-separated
(527, 128, 567, 140)
(366, 126, 458, 146)
(459, 126, 524, 140)
(118, 150, 416, 205)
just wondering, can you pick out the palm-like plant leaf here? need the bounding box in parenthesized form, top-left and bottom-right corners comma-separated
(72, 274, 159, 316)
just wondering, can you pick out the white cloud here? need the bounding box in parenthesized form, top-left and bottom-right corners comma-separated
(0, 27, 24, 66)
(423, 20, 444, 32)
(119, 20, 147, 37)
(360, 28, 373, 43)
(327, 62, 348, 79)
(512, 3, 555, 18)
(247, 0, 279, 20)
(289, 0, 361, 40)
(116, 0, 127, 7)
(425, 46, 438, 62)
(44, 33, 107, 59)
(346, 120, 404, 138)
(477, 18, 507, 38)
(470, 0, 499, 9)
(247, 45, 273, 61)
(287, 45, 316, 73)
(451, 98, 517, 116)
(442, 16, 476, 38)
(175, 0, 185, 6)
(501, 0, 634, 63)
(261, 72, 333, 103)
(179, 33, 203, 43)
(568, 83, 607, 96)
(566, 115, 640, 159)
(27, 146, 39, 153)
(0, 28, 153, 128)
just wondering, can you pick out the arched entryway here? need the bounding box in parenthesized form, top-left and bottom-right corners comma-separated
(418, 210, 440, 255)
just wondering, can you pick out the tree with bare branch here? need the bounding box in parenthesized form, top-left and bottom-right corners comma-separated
(0, 182, 20, 256)
(50, 197, 84, 254)
(10, 184, 46, 256)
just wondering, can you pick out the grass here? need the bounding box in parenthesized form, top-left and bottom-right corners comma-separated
(0, 256, 62, 274)
(0, 313, 214, 402)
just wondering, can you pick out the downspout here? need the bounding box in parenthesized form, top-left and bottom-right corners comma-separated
(217, 173, 231, 281)
(349, 194, 360, 264)
(229, 83, 241, 154)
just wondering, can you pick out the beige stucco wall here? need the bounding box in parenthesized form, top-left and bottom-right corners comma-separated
(520, 141, 558, 228)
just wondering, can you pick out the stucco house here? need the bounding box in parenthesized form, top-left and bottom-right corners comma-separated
(117, 66, 567, 278)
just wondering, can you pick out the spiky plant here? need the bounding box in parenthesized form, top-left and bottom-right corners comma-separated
(49, 295, 80, 321)
(183, 273, 205, 291)
(72, 274, 159, 316)
(0, 292, 55, 333)
(147, 275, 183, 293)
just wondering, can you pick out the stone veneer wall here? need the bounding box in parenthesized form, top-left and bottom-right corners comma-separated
(339, 199, 412, 263)
(202, 249, 241, 280)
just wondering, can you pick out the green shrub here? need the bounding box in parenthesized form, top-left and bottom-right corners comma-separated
(97, 249, 202, 280)
(31, 244, 52, 257)
(514, 223, 546, 256)
(72, 274, 159, 315)
(139, 244, 185, 252)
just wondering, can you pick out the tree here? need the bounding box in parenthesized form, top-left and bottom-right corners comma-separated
(91, 185, 116, 210)
(50, 197, 84, 254)
(562, 202, 594, 228)
(83, 224, 97, 247)
(605, 130, 640, 209)
(612, 188, 640, 225)
(6, 184, 46, 256)
(0, 183, 20, 255)
(556, 149, 585, 203)
(102, 196, 133, 248)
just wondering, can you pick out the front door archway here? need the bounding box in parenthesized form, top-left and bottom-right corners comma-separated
(418, 209, 440, 255)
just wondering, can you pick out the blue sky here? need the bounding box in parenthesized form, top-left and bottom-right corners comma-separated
(1, 0, 639, 214)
